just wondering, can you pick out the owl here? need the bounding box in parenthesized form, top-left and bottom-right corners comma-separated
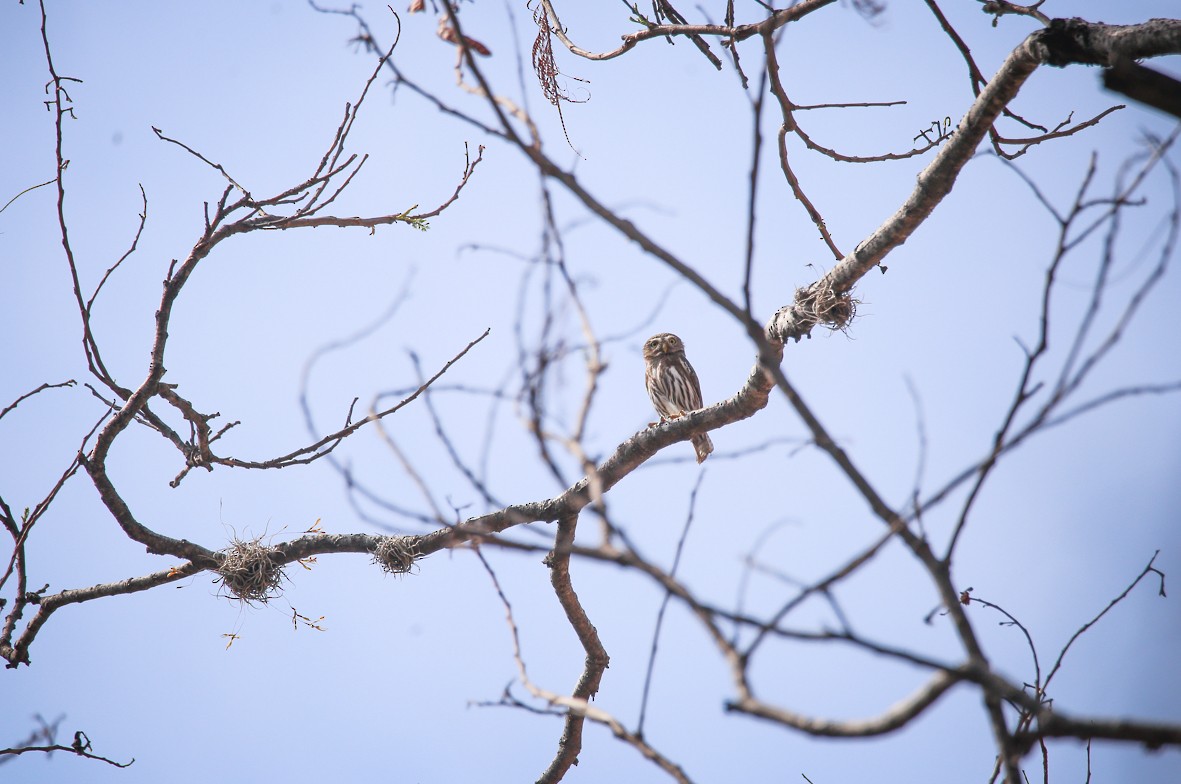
(643, 332, 714, 463)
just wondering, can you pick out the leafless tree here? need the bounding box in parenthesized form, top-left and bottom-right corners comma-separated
(4, 2, 1180, 782)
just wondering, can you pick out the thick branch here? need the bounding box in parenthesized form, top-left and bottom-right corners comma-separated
(3, 562, 203, 667)
(537, 513, 609, 783)
(1039, 17, 1181, 67)
(1015, 713, 1181, 753)
(1103, 58, 1181, 119)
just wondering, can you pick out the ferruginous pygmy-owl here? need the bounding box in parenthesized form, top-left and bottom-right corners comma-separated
(642, 332, 714, 463)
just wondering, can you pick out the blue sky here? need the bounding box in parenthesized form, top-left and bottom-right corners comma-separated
(3, 1, 1180, 781)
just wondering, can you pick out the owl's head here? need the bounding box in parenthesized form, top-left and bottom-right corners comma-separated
(643, 332, 685, 359)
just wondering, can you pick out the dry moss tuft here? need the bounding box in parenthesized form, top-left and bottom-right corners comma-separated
(372, 536, 420, 576)
(795, 282, 859, 333)
(216, 536, 285, 603)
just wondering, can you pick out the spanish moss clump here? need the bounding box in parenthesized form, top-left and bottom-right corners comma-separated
(795, 282, 859, 333)
(216, 537, 285, 603)
(372, 536, 420, 576)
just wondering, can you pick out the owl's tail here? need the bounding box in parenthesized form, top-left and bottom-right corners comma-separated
(692, 433, 714, 464)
